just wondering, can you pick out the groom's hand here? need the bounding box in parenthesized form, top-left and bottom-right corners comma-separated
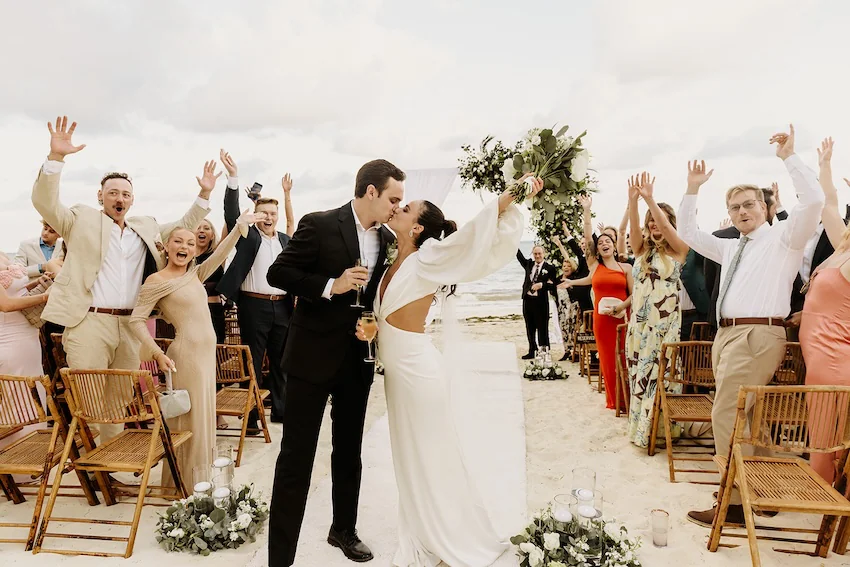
(331, 266, 368, 295)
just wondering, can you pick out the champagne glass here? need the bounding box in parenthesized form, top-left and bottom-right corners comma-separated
(351, 258, 368, 308)
(360, 311, 378, 362)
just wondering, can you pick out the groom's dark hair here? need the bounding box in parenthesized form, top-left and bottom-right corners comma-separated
(354, 159, 406, 198)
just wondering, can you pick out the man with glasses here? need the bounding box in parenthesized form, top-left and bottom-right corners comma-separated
(676, 125, 824, 528)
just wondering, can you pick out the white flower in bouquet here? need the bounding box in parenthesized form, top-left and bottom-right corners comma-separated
(543, 531, 561, 551)
(604, 522, 623, 543)
(229, 532, 240, 541)
(168, 527, 185, 539)
(519, 542, 545, 567)
(542, 368, 551, 377)
(570, 149, 590, 182)
(236, 513, 253, 530)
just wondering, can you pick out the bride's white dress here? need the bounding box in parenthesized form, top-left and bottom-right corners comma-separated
(375, 199, 524, 567)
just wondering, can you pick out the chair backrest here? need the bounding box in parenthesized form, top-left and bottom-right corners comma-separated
(61, 369, 158, 424)
(739, 385, 850, 454)
(689, 322, 714, 341)
(615, 323, 627, 357)
(770, 342, 806, 386)
(658, 341, 714, 387)
(0, 375, 52, 427)
(225, 317, 241, 345)
(582, 310, 594, 332)
(215, 344, 255, 384)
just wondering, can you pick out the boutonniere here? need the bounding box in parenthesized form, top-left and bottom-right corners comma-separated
(385, 242, 398, 266)
(540, 268, 548, 276)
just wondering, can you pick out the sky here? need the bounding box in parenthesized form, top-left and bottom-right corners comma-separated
(2, 0, 850, 251)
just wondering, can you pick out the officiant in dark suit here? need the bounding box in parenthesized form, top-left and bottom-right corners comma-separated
(265, 159, 404, 567)
(217, 149, 293, 427)
(517, 245, 558, 359)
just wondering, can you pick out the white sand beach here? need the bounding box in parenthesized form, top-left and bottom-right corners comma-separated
(1, 316, 846, 566)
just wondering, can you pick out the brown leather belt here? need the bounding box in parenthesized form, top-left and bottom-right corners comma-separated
(719, 317, 786, 328)
(89, 307, 133, 316)
(242, 291, 286, 301)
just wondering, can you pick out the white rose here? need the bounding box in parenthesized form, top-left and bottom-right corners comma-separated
(236, 513, 252, 529)
(519, 542, 537, 555)
(168, 527, 185, 539)
(543, 531, 561, 551)
(570, 150, 589, 182)
(201, 518, 214, 530)
(604, 523, 622, 542)
(542, 368, 551, 377)
(230, 531, 240, 541)
(532, 135, 542, 146)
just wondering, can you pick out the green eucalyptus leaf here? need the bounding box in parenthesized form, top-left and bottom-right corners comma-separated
(555, 124, 570, 138)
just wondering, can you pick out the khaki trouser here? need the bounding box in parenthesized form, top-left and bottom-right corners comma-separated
(711, 324, 786, 504)
(63, 312, 141, 442)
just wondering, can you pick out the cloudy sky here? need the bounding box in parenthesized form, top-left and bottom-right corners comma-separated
(2, 0, 849, 251)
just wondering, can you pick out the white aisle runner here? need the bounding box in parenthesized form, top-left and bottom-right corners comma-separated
(275, 341, 527, 567)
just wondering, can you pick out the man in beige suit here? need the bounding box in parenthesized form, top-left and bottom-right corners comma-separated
(14, 221, 65, 281)
(33, 116, 214, 440)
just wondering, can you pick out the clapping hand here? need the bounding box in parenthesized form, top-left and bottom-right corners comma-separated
(196, 160, 222, 198)
(687, 160, 714, 191)
(47, 116, 86, 160)
(769, 124, 795, 160)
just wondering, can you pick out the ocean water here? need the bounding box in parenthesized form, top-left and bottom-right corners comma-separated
(452, 240, 535, 319)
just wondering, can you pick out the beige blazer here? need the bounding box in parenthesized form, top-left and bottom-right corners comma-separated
(31, 167, 209, 328)
(14, 236, 65, 280)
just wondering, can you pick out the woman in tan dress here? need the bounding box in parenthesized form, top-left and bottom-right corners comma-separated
(129, 209, 257, 487)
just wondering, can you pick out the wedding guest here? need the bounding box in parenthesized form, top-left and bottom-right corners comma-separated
(563, 195, 633, 411)
(0, 252, 50, 377)
(704, 184, 787, 330)
(799, 137, 850, 484)
(554, 222, 593, 313)
(551, 246, 579, 361)
(678, 125, 824, 528)
(31, 116, 212, 441)
(680, 249, 710, 340)
(130, 210, 256, 488)
(516, 245, 558, 359)
(217, 150, 293, 426)
(14, 220, 64, 282)
(194, 219, 226, 344)
(625, 172, 688, 448)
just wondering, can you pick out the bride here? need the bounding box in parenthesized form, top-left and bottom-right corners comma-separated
(357, 175, 542, 567)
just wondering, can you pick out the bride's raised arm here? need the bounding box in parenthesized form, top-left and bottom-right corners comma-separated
(417, 177, 543, 285)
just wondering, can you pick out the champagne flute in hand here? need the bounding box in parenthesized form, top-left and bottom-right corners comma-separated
(351, 258, 368, 308)
(360, 311, 378, 362)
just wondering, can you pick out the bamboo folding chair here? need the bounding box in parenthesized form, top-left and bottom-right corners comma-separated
(708, 385, 850, 566)
(214, 344, 271, 466)
(34, 369, 192, 558)
(577, 310, 601, 391)
(647, 341, 716, 483)
(614, 323, 630, 417)
(0, 375, 98, 550)
(689, 321, 715, 341)
(770, 342, 806, 386)
(225, 316, 241, 345)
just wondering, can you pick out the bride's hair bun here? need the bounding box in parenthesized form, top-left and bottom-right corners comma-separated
(442, 219, 457, 238)
(415, 201, 455, 247)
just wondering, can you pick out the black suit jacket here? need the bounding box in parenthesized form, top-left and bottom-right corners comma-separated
(267, 202, 393, 383)
(681, 248, 710, 315)
(789, 229, 835, 313)
(565, 237, 593, 312)
(516, 251, 558, 302)
(704, 210, 789, 327)
(217, 187, 292, 301)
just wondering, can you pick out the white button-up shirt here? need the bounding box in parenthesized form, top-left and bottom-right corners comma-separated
(91, 223, 146, 309)
(241, 231, 286, 295)
(323, 201, 381, 299)
(677, 153, 824, 320)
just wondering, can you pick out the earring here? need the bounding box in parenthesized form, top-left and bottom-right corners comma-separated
(408, 230, 414, 238)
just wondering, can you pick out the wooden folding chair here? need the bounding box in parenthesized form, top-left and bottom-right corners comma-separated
(34, 369, 192, 558)
(614, 323, 630, 417)
(689, 321, 715, 341)
(225, 316, 241, 345)
(648, 341, 716, 483)
(0, 375, 97, 550)
(214, 345, 271, 466)
(770, 342, 806, 386)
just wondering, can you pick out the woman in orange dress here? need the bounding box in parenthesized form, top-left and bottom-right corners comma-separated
(562, 195, 633, 410)
(800, 138, 850, 483)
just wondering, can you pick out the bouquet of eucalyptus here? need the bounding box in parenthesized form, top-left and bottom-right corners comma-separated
(458, 135, 523, 195)
(155, 484, 269, 556)
(523, 361, 568, 381)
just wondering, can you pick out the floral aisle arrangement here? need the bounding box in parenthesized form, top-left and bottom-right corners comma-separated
(524, 360, 567, 381)
(458, 126, 594, 267)
(155, 484, 269, 555)
(511, 507, 641, 567)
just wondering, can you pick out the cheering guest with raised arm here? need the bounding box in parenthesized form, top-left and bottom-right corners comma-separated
(624, 172, 689, 448)
(516, 244, 559, 359)
(31, 116, 212, 442)
(677, 125, 824, 528)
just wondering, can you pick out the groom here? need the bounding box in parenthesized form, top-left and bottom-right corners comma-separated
(266, 159, 404, 566)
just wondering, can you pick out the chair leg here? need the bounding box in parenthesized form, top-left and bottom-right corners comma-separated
(25, 423, 62, 550)
(661, 402, 676, 482)
(816, 514, 839, 558)
(833, 516, 850, 554)
(732, 447, 762, 567)
(0, 474, 24, 504)
(615, 370, 622, 418)
(256, 388, 271, 445)
(235, 399, 251, 468)
(648, 394, 661, 457)
(125, 423, 162, 557)
(34, 418, 79, 553)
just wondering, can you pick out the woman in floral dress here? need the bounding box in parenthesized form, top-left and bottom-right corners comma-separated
(625, 173, 689, 448)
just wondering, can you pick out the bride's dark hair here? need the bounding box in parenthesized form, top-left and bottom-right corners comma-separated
(415, 200, 458, 296)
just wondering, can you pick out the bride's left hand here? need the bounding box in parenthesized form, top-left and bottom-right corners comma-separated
(354, 320, 369, 342)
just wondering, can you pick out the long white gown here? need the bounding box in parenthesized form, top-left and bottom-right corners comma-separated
(375, 198, 524, 567)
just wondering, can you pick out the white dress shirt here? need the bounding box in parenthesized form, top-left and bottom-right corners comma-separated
(677, 153, 824, 320)
(323, 201, 381, 299)
(680, 287, 696, 311)
(799, 223, 825, 282)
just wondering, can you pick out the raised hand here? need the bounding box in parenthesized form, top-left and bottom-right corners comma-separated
(817, 137, 834, 167)
(627, 174, 641, 201)
(770, 181, 782, 207)
(220, 149, 238, 177)
(236, 208, 265, 228)
(719, 217, 732, 230)
(686, 160, 714, 191)
(636, 171, 656, 200)
(47, 116, 86, 160)
(561, 221, 572, 240)
(578, 194, 592, 211)
(196, 160, 222, 198)
(281, 173, 293, 193)
(769, 124, 795, 160)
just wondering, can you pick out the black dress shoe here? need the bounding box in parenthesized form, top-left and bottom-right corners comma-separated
(559, 352, 569, 361)
(521, 352, 536, 360)
(328, 527, 374, 562)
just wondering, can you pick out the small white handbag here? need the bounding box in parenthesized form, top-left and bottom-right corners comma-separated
(157, 369, 191, 420)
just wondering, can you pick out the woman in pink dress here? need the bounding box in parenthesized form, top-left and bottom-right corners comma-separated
(800, 138, 850, 483)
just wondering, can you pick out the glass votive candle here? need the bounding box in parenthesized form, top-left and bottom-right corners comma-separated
(575, 489, 603, 519)
(211, 444, 235, 489)
(212, 486, 231, 509)
(192, 465, 213, 498)
(651, 509, 669, 547)
(571, 467, 596, 496)
(552, 494, 574, 523)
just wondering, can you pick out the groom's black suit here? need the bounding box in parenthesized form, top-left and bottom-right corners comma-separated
(266, 200, 393, 567)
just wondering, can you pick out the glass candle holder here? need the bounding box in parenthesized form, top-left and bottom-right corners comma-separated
(552, 493, 574, 523)
(211, 443, 235, 489)
(651, 509, 669, 547)
(571, 467, 596, 497)
(212, 486, 231, 509)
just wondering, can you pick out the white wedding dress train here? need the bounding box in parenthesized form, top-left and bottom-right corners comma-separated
(375, 199, 524, 567)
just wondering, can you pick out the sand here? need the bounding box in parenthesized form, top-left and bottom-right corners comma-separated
(1, 316, 847, 566)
